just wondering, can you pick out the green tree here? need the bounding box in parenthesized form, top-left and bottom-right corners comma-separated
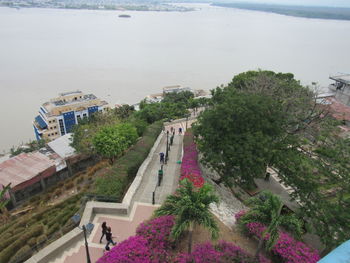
(194, 91, 286, 187)
(279, 133, 350, 251)
(71, 111, 121, 155)
(194, 70, 350, 249)
(135, 91, 193, 124)
(226, 70, 323, 137)
(155, 179, 219, 253)
(114, 104, 135, 119)
(162, 90, 194, 107)
(92, 123, 138, 163)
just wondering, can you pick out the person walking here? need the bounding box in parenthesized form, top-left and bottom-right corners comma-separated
(159, 152, 165, 164)
(99, 222, 107, 243)
(178, 127, 182, 135)
(105, 227, 116, 251)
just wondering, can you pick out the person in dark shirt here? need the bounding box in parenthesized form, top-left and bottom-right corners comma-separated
(159, 152, 165, 164)
(105, 226, 116, 251)
(99, 222, 107, 243)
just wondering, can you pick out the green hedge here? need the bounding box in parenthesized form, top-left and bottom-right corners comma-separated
(0, 225, 43, 263)
(0, 234, 19, 252)
(94, 121, 163, 199)
(47, 223, 60, 236)
(8, 245, 32, 263)
(0, 221, 16, 236)
(36, 234, 47, 245)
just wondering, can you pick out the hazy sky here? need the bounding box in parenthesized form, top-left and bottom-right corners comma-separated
(230, 0, 350, 7)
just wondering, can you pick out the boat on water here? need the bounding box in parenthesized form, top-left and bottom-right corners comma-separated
(118, 14, 131, 18)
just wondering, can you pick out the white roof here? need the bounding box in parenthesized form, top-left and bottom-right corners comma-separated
(48, 134, 76, 159)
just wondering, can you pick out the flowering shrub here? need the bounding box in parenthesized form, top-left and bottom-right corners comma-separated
(98, 216, 175, 263)
(179, 173, 204, 188)
(175, 241, 270, 263)
(136, 215, 175, 250)
(180, 131, 204, 188)
(244, 222, 320, 263)
(272, 232, 320, 263)
(246, 222, 270, 240)
(175, 242, 221, 263)
(217, 240, 266, 263)
(96, 236, 151, 263)
(234, 210, 247, 222)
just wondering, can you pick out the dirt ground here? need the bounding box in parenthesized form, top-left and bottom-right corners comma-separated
(175, 215, 259, 256)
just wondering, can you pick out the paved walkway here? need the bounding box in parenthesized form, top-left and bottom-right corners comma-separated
(49, 120, 195, 263)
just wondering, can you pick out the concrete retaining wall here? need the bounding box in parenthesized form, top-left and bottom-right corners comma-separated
(122, 131, 163, 210)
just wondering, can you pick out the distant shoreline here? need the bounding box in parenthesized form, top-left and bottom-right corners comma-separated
(0, 2, 194, 12)
(213, 3, 350, 21)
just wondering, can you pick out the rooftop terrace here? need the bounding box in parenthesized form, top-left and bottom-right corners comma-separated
(52, 94, 97, 107)
(330, 74, 350, 85)
(58, 90, 82, 97)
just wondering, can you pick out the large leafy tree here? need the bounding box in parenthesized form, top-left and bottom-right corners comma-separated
(136, 91, 193, 124)
(155, 179, 219, 253)
(194, 70, 327, 188)
(71, 111, 121, 155)
(227, 70, 325, 137)
(92, 123, 138, 163)
(194, 70, 350, 250)
(194, 91, 286, 187)
(279, 133, 350, 251)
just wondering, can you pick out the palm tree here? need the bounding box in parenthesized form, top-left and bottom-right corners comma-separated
(155, 179, 219, 253)
(0, 183, 11, 222)
(0, 183, 11, 211)
(240, 191, 303, 258)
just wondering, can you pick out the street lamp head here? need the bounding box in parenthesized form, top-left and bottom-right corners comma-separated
(85, 223, 94, 233)
(71, 214, 81, 224)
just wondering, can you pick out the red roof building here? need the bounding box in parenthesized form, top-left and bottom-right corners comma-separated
(326, 97, 350, 122)
(0, 152, 56, 193)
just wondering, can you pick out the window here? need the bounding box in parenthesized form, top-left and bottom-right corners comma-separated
(49, 120, 52, 123)
(48, 134, 50, 137)
(83, 113, 87, 117)
(55, 132, 58, 135)
(59, 119, 65, 135)
(52, 133, 54, 136)
(54, 126, 57, 129)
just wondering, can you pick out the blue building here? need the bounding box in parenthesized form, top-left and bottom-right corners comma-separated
(33, 91, 109, 141)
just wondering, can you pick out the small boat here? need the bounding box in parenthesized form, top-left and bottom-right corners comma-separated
(118, 14, 131, 18)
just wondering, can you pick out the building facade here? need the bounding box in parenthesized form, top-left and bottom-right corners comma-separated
(329, 74, 350, 106)
(33, 91, 109, 141)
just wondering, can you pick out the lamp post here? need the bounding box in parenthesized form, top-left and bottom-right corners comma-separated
(72, 214, 94, 263)
(165, 130, 169, 163)
(186, 115, 188, 130)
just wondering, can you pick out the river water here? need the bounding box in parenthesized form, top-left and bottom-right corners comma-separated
(0, 3, 350, 152)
